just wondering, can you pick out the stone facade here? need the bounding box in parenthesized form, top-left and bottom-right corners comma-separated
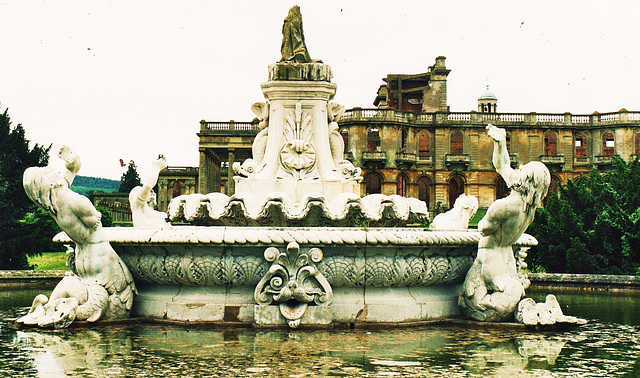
(93, 192, 131, 224)
(188, 56, 640, 211)
(157, 166, 198, 212)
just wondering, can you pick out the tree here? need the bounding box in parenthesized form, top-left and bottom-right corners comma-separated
(0, 107, 53, 269)
(527, 157, 640, 275)
(118, 160, 141, 193)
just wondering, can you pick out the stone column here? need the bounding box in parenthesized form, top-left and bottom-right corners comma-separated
(226, 148, 235, 196)
(198, 150, 209, 194)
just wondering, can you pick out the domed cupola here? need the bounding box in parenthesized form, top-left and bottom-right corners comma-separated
(478, 84, 498, 113)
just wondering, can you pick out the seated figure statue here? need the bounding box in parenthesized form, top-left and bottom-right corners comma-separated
(18, 146, 136, 328)
(430, 193, 478, 230)
(459, 124, 550, 322)
(129, 157, 169, 228)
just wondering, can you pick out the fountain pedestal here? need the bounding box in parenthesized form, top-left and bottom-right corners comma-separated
(234, 62, 360, 204)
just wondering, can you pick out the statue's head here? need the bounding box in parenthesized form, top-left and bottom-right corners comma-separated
(23, 166, 66, 216)
(453, 194, 479, 218)
(510, 161, 550, 213)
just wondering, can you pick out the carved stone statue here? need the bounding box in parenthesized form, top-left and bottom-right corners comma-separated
(129, 157, 169, 228)
(430, 193, 478, 230)
(516, 294, 586, 326)
(327, 102, 346, 167)
(233, 102, 269, 177)
(18, 146, 136, 328)
(280, 5, 313, 63)
(459, 125, 550, 322)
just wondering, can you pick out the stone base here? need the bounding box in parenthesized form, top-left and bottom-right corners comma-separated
(268, 62, 332, 81)
(234, 178, 360, 204)
(131, 283, 463, 327)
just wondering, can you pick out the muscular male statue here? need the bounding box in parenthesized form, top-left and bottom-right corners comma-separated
(19, 146, 136, 328)
(459, 124, 550, 321)
(129, 157, 169, 228)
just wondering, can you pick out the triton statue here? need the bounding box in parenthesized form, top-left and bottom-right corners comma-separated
(459, 124, 550, 321)
(18, 146, 136, 328)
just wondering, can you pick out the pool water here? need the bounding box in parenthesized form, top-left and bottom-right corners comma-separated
(1, 287, 639, 377)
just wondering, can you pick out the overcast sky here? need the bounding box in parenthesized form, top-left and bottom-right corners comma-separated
(1, 1, 639, 180)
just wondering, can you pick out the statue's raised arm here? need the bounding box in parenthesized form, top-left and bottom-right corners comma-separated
(486, 124, 516, 186)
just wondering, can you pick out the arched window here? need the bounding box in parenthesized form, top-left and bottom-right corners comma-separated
(367, 128, 381, 152)
(603, 132, 615, 156)
(635, 133, 640, 156)
(340, 129, 349, 151)
(172, 181, 182, 198)
(544, 132, 557, 156)
(417, 176, 431, 206)
(495, 175, 509, 200)
(396, 173, 408, 196)
(418, 132, 430, 156)
(364, 172, 382, 194)
(575, 133, 587, 158)
(448, 175, 464, 208)
(450, 131, 463, 155)
(400, 128, 408, 152)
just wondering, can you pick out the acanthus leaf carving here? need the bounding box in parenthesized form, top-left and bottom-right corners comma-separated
(279, 102, 317, 179)
(254, 242, 332, 328)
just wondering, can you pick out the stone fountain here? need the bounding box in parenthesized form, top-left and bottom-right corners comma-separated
(18, 6, 580, 330)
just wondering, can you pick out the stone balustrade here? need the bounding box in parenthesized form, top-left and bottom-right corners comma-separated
(340, 109, 640, 128)
(200, 109, 640, 134)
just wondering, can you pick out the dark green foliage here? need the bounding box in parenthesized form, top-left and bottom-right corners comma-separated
(527, 156, 640, 275)
(118, 160, 141, 193)
(18, 208, 65, 257)
(96, 207, 113, 228)
(70, 175, 119, 196)
(0, 107, 52, 269)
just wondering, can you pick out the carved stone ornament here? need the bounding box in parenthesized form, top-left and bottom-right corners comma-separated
(234, 102, 270, 178)
(254, 242, 332, 328)
(279, 102, 317, 178)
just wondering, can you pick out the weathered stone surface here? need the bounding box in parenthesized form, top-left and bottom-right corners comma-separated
(19, 146, 136, 329)
(459, 125, 550, 322)
(268, 62, 332, 82)
(515, 294, 587, 326)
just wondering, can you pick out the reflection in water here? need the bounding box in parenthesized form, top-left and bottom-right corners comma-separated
(1, 319, 639, 377)
(1, 287, 639, 377)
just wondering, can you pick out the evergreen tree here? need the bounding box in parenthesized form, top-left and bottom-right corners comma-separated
(118, 160, 141, 193)
(527, 157, 640, 275)
(0, 107, 53, 269)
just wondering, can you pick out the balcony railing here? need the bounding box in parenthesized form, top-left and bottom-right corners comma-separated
(593, 155, 618, 166)
(539, 155, 565, 171)
(395, 152, 417, 163)
(445, 154, 471, 170)
(395, 151, 417, 169)
(417, 155, 433, 164)
(200, 120, 260, 133)
(539, 155, 565, 164)
(574, 157, 591, 166)
(362, 151, 387, 161)
(339, 109, 640, 128)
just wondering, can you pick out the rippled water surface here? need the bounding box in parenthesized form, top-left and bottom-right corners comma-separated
(1, 288, 639, 377)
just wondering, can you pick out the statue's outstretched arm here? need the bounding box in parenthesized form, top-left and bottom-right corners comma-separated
(59, 146, 81, 185)
(486, 124, 516, 186)
(137, 158, 167, 201)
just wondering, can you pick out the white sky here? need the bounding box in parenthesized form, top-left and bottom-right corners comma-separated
(1, 0, 639, 180)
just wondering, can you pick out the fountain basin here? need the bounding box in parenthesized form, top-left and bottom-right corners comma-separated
(55, 227, 536, 327)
